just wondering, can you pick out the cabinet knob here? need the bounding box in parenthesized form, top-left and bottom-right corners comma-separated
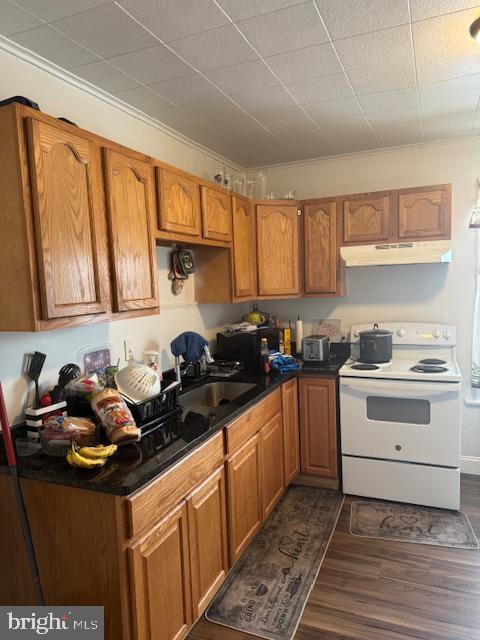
(395, 444, 402, 451)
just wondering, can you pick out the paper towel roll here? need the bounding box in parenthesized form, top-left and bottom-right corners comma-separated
(296, 318, 303, 353)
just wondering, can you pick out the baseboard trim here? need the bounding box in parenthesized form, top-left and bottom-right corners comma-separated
(461, 456, 480, 475)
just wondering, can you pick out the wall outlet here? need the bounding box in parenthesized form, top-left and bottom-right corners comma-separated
(124, 339, 134, 362)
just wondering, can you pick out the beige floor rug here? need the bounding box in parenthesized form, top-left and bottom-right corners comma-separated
(205, 486, 344, 640)
(350, 500, 479, 549)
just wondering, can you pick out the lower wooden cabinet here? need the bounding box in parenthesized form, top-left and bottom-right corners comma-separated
(187, 467, 229, 618)
(129, 502, 192, 640)
(299, 378, 338, 478)
(226, 434, 262, 564)
(282, 378, 300, 484)
(259, 412, 285, 519)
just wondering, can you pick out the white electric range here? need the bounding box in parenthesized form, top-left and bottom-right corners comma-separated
(339, 322, 462, 510)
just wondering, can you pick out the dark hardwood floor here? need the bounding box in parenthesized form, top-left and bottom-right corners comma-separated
(188, 474, 480, 640)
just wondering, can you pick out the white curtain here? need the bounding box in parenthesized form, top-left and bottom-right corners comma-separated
(472, 230, 480, 387)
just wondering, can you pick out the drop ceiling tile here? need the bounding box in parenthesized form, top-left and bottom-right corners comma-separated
(181, 96, 257, 135)
(52, 3, 157, 58)
(372, 120, 424, 146)
(71, 60, 140, 92)
(255, 105, 312, 127)
(231, 85, 296, 113)
(287, 73, 353, 104)
(113, 85, 170, 116)
(205, 59, 279, 94)
(413, 8, 480, 84)
(358, 87, 419, 113)
(321, 114, 373, 136)
(418, 74, 480, 104)
(169, 24, 257, 71)
(236, 3, 329, 56)
(335, 24, 413, 70)
(366, 107, 420, 126)
(410, 0, 480, 21)
(276, 132, 334, 158)
(420, 95, 479, 117)
(14, 0, 109, 22)
(265, 42, 342, 84)
(108, 45, 192, 84)
(0, 1, 42, 35)
(149, 74, 222, 105)
(348, 61, 416, 94)
(315, 0, 409, 39)
(216, 0, 306, 21)
(11, 24, 99, 67)
(304, 96, 363, 120)
(116, 0, 229, 42)
(422, 110, 476, 138)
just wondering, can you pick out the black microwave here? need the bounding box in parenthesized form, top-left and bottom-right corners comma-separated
(216, 328, 280, 372)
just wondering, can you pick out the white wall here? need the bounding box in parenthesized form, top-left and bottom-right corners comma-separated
(249, 138, 480, 464)
(0, 46, 245, 424)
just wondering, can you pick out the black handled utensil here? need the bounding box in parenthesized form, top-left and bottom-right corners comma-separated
(26, 351, 46, 409)
(51, 363, 81, 403)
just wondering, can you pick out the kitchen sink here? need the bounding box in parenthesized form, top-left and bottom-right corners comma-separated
(180, 381, 257, 411)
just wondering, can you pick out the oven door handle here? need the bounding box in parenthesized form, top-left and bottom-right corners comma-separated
(340, 378, 460, 397)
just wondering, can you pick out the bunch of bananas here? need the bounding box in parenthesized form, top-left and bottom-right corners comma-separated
(66, 443, 118, 469)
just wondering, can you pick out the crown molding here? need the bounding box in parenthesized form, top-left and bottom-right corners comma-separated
(0, 36, 244, 173)
(246, 134, 480, 172)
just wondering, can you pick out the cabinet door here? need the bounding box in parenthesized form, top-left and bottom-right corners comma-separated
(299, 378, 337, 478)
(232, 195, 257, 299)
(129, 502, 192, 640)
(201, 186, 232, 242)
(226, 434, 262, 564)
(282, 379, 300, 484)
(304, 200, 337, 294)
(156, 168, 201, 236)
(257, 204, 300, 296)
(259, 412, 285, 520)
(187, 467, 228, 618)
(397, 185, 451, 240)
(104, 150, 158, 311)
(343, 193, 391, 244)
(26, 118, 108, 319)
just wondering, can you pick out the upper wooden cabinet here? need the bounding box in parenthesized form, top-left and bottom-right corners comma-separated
(257, 204, 300, 297)
(27, 118, 109, 320)
(156, 167, 201, 237)
(299, 377, 338, 479)
(303, 199, 338, 295)
(103, 149, 158, 312)
(232, 195, 257, 300)
(397, 184, 451, 240)
(342, 192, 392, 244)
(201, 186, 232, 242)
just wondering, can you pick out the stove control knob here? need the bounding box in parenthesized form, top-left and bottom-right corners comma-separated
(443, 329, 452, 339)
(433, 328, 441, 339)
(396, 328, 406, 337)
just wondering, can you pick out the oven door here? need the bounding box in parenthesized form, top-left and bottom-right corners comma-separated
(340, 377, 461, 467)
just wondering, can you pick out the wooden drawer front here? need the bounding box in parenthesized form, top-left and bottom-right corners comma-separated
(127, 432, 224, 538)
(226, 389, 281, 454)
(129, 502, 192, 640)
(201, 186, 232, 242)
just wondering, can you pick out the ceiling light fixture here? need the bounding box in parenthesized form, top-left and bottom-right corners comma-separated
(470, 17, 480, 43)
(469, 178, 480, 228)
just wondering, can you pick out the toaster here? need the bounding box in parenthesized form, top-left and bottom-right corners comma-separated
(302, 335, 330, 363)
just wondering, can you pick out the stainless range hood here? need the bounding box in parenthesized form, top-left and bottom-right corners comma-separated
(340, 240, 452, 267)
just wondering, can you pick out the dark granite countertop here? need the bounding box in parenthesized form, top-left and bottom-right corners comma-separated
(1, 345, 350, 497)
